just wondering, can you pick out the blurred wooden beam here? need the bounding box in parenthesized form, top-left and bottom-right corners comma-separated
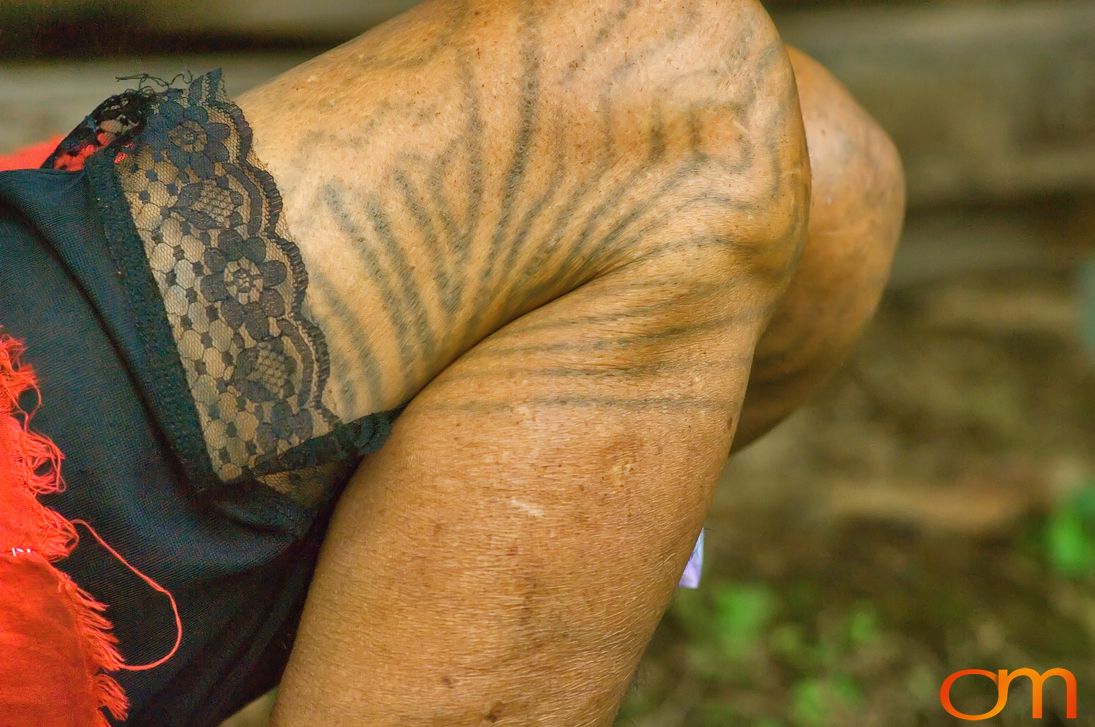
(141, 0, 417, 39)
(775, 0, 1095, 206)
(0, 54, 309, 153)
(889, 206, 1082, 289)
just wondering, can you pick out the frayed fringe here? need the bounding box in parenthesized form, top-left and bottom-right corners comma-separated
(0, 336, 76, 561)
(0, 332, 129, 722)
(93, 674, 129, 726)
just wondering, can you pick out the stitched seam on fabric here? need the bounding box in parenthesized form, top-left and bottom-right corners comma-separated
(258, 405, 410, 476)
(86, 150, 219, 492)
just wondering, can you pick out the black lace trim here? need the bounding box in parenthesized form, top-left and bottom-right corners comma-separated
(43, 87, 153, 171)
(85, 70, 405, 513)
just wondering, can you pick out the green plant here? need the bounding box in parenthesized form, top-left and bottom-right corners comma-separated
(1044, 479, 1095, 577)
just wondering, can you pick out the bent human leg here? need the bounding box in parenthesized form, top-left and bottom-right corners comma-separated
(243, 0, 810, 723)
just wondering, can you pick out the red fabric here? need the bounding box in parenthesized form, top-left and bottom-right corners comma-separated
(0, 137, 64, 172)
(0, 556, 126, 726)
(0, 333, 127, 726)
(0, 136, 182, 725)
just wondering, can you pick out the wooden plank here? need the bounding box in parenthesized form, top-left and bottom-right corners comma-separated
(776, 0, 1095, 206)
(140, 0, 416, 38)
(0, 0, 412, 36)
(889, 207, 1070, 289)
(0, 54, 309, 153)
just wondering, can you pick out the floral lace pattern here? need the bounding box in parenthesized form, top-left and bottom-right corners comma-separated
(113, 71, 341, 487)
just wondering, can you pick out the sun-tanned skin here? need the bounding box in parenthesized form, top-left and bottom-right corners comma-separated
(734, 47, 905, 449)
(230, 0, 902, 724)
(238, 0, 807, 421)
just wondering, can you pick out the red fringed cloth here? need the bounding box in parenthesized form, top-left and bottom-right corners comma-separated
(0, 117, 188, 722)
(0, 111, 183, 721)
(0, 334, 127, 725)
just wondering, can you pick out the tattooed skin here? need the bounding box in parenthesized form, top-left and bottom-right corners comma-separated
(734, 47, 905, 449)
(229, 1, 906, 724)
(238, 0, 809, 422)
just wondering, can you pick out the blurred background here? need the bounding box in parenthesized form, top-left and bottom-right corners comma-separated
(2, 0, 1093, 724)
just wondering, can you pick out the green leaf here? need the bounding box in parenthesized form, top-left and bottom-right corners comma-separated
(1046, 509, 1095, 576)
(845, 603, 881, 648)
(790, 679, 829, 727)
(1070, 479, 1095, 518)
(831, 673, 864, 709)
(671, 588, 714, 639)
(1045, 481, 1095, 577)
(712, 583, 777, 659)
(790, 675, 862, 727)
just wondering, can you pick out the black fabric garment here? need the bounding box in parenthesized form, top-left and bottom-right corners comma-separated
(0, 74, 403, 725)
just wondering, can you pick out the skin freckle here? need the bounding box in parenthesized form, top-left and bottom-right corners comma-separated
(485, 701, 505, 723)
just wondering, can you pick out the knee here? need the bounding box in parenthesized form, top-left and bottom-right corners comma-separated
(739, 49, 905, 445)
(557, 0, 811, 291)
(788, 47, 906, 269)
(781, 47, 905, 375)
